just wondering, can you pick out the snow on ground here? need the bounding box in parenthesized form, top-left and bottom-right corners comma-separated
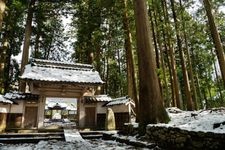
(2, 107, 225, 149)
(0, 140, 94, 150)
(0, 139, 146, 150)
(86, 139, 149, 150)
(150, 107, 225, 133)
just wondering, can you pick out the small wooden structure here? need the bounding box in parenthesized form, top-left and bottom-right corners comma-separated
(0, 92, 39, 130)
(0, 95, 13, 132)
(104, 96, 135, 129)
(81, 95, 135, 130)
(80, 95, 112, 129)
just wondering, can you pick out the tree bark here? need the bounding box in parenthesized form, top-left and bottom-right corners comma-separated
(0, 36, 9, 93)
(162, 0, 181, 108)
(153, 1, 169, 105)
(195, 73, 204, 109)
(170, 0, 193, 110)
(212, 55, 224, 104)
(133, 0, 169, 134)
(0, 0, 6, 31)
(203, 0, 225, 87)
(3, 37, 11, 94)
(149, 6, 166, 103)
(179, 0, 198, 110)
(20, 0, 36, 92)
(123, 0, 139, 120)
(34, 31, 40, 58)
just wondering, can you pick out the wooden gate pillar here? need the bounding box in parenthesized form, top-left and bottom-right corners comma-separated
(0, 113, 7, 133)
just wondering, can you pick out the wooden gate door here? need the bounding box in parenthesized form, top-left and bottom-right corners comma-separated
(85, 107, 96, 128)
(24, 106, 38, 128)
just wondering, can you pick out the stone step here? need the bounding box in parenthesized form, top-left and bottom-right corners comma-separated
(64, 129, 85, 142)
(0, 132, 64, 138)
(81, 134, 103, 139)
(0, 136, 64, 144)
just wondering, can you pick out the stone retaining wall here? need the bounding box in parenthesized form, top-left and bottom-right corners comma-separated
(146, 125, 225, 149)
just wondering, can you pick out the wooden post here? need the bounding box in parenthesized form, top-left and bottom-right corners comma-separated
(128, 101, 131, 123)
(0, 113, 7, 133)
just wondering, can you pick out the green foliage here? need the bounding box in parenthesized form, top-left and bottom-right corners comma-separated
(0, 0, 27, 93)
(70, 0, 128, 97)
(30, 1, 69, 61)
(0, 0, 224, 109)
(208, 90, 225, 108)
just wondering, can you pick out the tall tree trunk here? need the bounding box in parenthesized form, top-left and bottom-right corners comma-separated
(0, 0, 6, 31)
(162, 34, 174, 107)
(195, 74, 203, 109)
(160, 0, 174, 106)
(203, 89, 208, 109)
(133, 0, 169, 134)
(4, 39, 11, 93)
(123, 0, 139, 120)
(0, 36, 9, 93)
(203, 0, 225, 87)
(154, 1, 169, 105)
(170, 0, 193, 110)
(213, 57, 224, 105)
(162, 0, 181, 108)
(116, 47, 122, 96)
(0, 0, 6, 92)
(34, 32, 40, 58)
(105, 26, 112, 95)
(20, 0, 36, 92)
(149, 6, 164, 100)
(179, 0, 198, 110)
(95, 44, 101, 74)
(149, 7, 160, 69)
(185, 43, 198, 110)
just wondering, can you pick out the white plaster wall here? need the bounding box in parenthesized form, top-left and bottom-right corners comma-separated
(96, 102, 106, 114)
(10, 101, 24, 113)
(95, 103, 129, 114)
(0, 104, 10, 113)
(109, 105, 129, 113)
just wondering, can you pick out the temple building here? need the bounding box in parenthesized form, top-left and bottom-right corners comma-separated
(0, 59, 135, 132)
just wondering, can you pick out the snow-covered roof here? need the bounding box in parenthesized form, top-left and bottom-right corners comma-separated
(46, 102, 76, 110)
(47, 102, 67, 110)
(84, 95, 112, 102)
(0, 94, 13, 104)
(20, 58, 104, 85)
(66, 104, 76, 111)
(105, 96, 135, 106)
(4, 91, 39, 101)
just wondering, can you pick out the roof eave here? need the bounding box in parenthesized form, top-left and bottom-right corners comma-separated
(20, 78, 104, 86)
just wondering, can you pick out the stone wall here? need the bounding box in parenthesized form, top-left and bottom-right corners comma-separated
(146, 125, 225, 149)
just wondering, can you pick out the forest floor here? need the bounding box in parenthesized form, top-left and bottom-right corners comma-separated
(1, 107, 225, 149)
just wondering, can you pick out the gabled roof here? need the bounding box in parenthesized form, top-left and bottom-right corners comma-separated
(105, 96, 135, 106)
(45, 102, 76, 110)
(4, 91, 39, 101)
(47, 102, 66, 110)
(20, 58, 104, 85)
(0, 95, 13, 104)
(83, 95, 112, 102)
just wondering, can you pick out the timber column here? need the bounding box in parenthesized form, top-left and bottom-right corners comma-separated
(38, 96, 46, 128)
(0, 113, 7, 132)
